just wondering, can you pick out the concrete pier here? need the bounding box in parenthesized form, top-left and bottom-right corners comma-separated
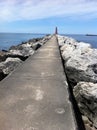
(0, 35, 76, 130)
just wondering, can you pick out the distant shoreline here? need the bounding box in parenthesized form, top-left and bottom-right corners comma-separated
(86, 34, 97, 36)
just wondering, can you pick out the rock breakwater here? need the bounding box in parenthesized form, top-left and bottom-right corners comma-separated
(0, 35, 51, 81)
(58, 35, 97, 130)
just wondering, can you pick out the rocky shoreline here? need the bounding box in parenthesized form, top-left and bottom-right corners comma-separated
(0, 35, 51, 81)
(58, 35, 97, 130)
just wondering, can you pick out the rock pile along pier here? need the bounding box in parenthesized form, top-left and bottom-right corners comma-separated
(58, 34, 97, 130)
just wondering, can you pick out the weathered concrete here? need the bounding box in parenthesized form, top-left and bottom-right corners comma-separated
(0, 35, 76, 130)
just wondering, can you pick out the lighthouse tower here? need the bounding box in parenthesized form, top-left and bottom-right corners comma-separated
(55, 27, 58, 34)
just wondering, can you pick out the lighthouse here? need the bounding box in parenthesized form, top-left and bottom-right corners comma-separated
(55, 27, 58, 34)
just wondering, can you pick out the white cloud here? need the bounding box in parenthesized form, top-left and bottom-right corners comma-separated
(0, 0, 97, 22)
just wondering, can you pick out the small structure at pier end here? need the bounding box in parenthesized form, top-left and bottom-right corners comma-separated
(55, 27, 58, 34)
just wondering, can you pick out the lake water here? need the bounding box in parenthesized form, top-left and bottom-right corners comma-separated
(0, 33, 46, 50)
(0, 33, 97, 50)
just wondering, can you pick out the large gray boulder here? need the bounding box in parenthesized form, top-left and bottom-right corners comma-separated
(73, 82, 97, 128)
(31, 42, 42, 50)
(58, 35, 97, 86)
(0, 57, 22, 75)
(0, 51, 8, 62)
(9, 43, 34, 59)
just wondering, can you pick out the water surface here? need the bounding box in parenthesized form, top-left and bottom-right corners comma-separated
(0, 33, 46, 50)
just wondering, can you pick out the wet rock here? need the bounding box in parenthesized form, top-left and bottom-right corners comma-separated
(73, 82, 97, 128)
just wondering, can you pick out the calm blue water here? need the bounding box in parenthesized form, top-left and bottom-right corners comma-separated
(0, 33, 97, 50)
(0, 33, 46, 50)
(64, 34, 97, 48)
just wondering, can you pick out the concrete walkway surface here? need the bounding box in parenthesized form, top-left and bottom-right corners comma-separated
(0, 35, 76, 130)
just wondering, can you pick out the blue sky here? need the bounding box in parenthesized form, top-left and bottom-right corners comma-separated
(0, 0, 97, 34)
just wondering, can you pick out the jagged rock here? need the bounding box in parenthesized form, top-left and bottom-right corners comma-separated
(9, 43, 34, 59)
(82, 115, 95, 130)
(85, 124, 96, 130)
(57, 35, 66, 47)
(0, 51, 8, 62)
(61, 41, 91, 60)
(41, 35, 52, 44)
(73, 82, 97, 128)
(0, 57, 22, 75)
(28, 37, 42, 43)
(58, 35, 97, 86)
(28, 35, 51, 46)
(29, 35, 52, 50)
(31, 42, 42, 50)
(57, 35, 77, 47)
(0, 69, 7, 81)
(82, 115, 92, 126)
